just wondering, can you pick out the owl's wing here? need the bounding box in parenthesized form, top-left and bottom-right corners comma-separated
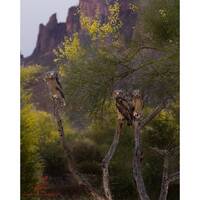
(55, 74, 63, 89)
(116, 97, 132, 124)
(56, 86, 65, 99)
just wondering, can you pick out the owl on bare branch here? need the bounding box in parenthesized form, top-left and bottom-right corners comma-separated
(131, 89, 144, 120)
(113, 89, 144, 125)
(44, 71, 66, 107)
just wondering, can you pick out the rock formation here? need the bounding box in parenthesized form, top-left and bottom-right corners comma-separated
(66, 6, 81, 37)
(23, 13, 66, 66)
(22, 0, 138, 66)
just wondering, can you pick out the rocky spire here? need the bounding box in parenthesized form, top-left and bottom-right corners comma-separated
(46, 13, 58, 30)
(23, 0, 138, 66)
(66, 6, 80, 37)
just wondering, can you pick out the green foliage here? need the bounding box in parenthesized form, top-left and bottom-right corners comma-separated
(55, 34, 125, 116)
(79, 2, 122, 40)
(54, 0, 179, 117)
(21, 65, 43, 105)
(21, 103, 58, 193)
(142, 103, 179, 199)
(54, 2, 129, 117)
(141, 0, 179, 46)
(40, 140, 68, 177)
(39, 119, 77, 178)
(21, 65, 58, 193)
(21, 104, 43, 193)
(143, 110, 179, 150)
(21, 65, 42, 86)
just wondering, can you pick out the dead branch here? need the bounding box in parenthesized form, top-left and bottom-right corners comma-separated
(131, 93, 166, 200)
(149, 146, 179, 200)
(168, 171, 179, 184)
(159, 152, 169, 200)
(132, 121, 150, 200)
(149, 147, 168, 156)
(140, 103, 166, 129)
(110, 89, 177, 200)
(53, 99, 106, 200)
(101, 120, 124, 200)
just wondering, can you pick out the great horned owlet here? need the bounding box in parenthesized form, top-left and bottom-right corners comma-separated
(112, 90, 133, 125)
(132, 89, 143, 120)
(44, 71, 66, 106)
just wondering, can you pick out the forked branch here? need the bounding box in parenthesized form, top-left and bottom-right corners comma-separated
(132, 121, 150, 200)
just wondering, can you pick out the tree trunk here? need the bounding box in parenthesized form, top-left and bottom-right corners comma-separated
(132, 121, 150, 200)
(158, 151, 179, 200)
(159, 154, 169, 200)
(101, 120, 123, 200)
(53, 100, 106, 200)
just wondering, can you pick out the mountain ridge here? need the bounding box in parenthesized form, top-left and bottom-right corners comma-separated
(22, 0, 137, 66)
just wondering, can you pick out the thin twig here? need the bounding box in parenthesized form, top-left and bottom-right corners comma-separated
(149, 147, 168, 156)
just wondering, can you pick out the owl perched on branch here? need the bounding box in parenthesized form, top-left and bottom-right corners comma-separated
(131, 89, 144, 120)
(113, 89, 144, 125)
(112, 90, 133, 125)
(44, 71, 66, 106)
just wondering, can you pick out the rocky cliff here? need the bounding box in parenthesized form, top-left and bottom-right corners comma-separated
(22, 0, 138, 66)
(66, 6, 81, 37)
(23, 14, 66, 66)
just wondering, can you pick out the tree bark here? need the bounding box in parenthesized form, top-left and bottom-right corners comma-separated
(159, 154, 179, 200)
(101, 120, 123, 200)
(150, 147, 179, 200)
(159, 153, 169, 200)
(53, 99, 106, 200)
(132, 121, 150, 200)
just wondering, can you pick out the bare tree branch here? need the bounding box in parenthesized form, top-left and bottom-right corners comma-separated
(53, 99, 106, 200)
(101, 120, 124, 200)
(159, 159, 179, 200)
(159, 153, 169, 200)
(132, 121, 150, 200)
(153, 147, 179, 200)
(140, 102, 166, 129)
(168, 171, 179, 184)
(149, 147, 168, 156)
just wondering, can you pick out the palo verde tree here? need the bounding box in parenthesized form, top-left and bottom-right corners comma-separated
(54, 0, 179, 199)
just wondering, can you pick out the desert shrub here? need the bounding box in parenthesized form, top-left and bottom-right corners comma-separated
(21, 65, 42, 86)
(21, 104, 43, 193)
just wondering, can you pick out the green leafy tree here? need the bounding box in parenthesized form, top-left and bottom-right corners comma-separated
(54, 0, 179, 119)
(21, 65, 56, 194)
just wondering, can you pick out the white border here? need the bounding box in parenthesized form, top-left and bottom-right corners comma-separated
(181, 0, 200, 199)
(0, 0, 200, 199)
(0, 0, 20, 199)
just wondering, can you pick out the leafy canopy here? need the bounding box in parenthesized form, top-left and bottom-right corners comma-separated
(54, 0, 179, 118)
